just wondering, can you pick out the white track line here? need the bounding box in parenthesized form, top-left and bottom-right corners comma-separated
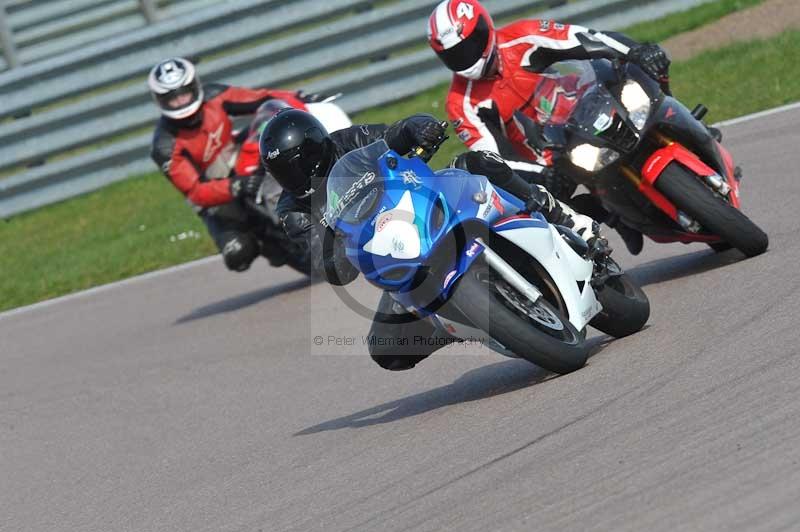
(0, 255, 221, 320)
(714, 101, 800, 127)
(2, 101, 799, 320)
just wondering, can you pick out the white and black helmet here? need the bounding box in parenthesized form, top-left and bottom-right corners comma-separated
(148, 57, 204, 120)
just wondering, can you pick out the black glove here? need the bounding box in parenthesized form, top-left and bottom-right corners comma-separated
(229, 173, 264, 199)
(296, 90, 335, 103)
(451, 150, 512, 182)
(627, 43, 671, 83)
(403, 114, 448, 154)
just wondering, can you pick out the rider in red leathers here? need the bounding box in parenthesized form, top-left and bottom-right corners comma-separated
(428, 0, 674, 253)
(148, 57, 321, 270)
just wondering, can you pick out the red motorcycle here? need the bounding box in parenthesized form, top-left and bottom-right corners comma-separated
(523, 59, 768, 257)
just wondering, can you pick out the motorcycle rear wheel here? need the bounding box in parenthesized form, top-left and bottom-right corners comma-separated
(656, 163, 768, 257)
(449, 258, 588, 374)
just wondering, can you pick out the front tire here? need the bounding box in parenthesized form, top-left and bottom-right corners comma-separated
(449, 258, 588, 374)
(590, 273, 650, 338)
(656, 163, 768, 257)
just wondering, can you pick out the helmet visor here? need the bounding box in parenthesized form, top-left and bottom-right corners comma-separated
(435, 16, 491, 72)
(154, 79, 202, 114)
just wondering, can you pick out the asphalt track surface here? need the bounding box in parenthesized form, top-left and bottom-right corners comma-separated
(2, 106, 800, 532)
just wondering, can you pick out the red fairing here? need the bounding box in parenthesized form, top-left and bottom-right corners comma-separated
(641, 143, 717, 185)
(639, 142, 742, 227)
(716, 140, 741, 208)
(235, 142, 261, 177)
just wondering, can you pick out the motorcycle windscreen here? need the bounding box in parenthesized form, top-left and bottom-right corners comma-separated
(532, 60, 598, 127)
(324, 140, 390, 228)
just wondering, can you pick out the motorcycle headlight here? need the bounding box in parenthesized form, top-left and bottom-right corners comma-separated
(620, 81, 651, 130)
(569, 144, 620, 172)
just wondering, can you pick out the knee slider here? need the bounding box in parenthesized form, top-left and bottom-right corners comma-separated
(221, 233, 259, 272)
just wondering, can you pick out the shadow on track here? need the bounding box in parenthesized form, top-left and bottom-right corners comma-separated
(174, 278, 312, 324)
(628, 248, 743, 287)
(295, 336, 612, 436)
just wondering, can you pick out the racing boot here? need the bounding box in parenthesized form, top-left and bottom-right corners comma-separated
(614, 223, 644, 256)
(260, 241, 288, 267)
(604, 214, 644, 255)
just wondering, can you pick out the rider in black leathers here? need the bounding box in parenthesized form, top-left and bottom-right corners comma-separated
(264, 109, 602, 371)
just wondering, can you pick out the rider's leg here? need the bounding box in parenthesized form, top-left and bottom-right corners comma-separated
(200, 208, 261, 272)
(367, 292, 445, 371)
(568, 194, 644, 255)
(451, 151, 600, 241)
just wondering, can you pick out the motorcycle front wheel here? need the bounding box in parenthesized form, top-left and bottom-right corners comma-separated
(449, 257, 589, 374)
(656, 163, 768, 257)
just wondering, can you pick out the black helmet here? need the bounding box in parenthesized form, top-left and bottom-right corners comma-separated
(148, 57, 204, 120)
(259, 109, 335, 198)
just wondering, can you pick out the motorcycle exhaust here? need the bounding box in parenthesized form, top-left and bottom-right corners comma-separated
(476, 238, 543, 304)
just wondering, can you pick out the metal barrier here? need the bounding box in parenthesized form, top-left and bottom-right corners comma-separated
(0, 0, 713, 218)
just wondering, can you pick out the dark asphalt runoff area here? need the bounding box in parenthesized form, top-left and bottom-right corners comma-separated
(2, 106, 800, 532)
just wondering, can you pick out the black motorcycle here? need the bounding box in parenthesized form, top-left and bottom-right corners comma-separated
(520, 59, 768, 257)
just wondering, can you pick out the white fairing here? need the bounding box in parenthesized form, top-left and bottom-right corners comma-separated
(306, 102, 353, 133)
(430, 223, 601, 346)
(363, 191, 421, 259)
(497, 224, 601, 331)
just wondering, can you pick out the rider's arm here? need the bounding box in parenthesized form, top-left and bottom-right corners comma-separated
(507, 20, 628, 72)
(445, 81, 550, 180)
(331, 115, 444, 156)
(277, 191, 360, 286)
(519, 20, 669, 87)
(330, 124, 389, 153)
(151, 125, 234, 207)
(219, 86, 307, 116)
(382, 114, 444, 155)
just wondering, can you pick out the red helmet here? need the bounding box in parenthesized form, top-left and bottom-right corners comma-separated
(428, 0, 497, 80)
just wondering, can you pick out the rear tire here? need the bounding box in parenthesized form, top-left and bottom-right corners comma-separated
(656, 163, 768, 257)
(449, 258, 588, 374)
(590, 273, 650, 338)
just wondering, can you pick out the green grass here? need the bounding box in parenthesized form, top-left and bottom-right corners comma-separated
(623, 0, 766, 43)
(0, 174, 216, 311)
(669, 30, 800, 123)
(1, 9, 797, 312)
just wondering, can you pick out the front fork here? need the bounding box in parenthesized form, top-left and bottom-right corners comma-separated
(619, 128, 738, 232)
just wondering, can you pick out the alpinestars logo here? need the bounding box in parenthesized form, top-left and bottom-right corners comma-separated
(402, 170, 422, 187)
(203, 124, 224, 163)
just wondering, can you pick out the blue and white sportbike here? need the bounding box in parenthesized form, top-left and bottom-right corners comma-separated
(324, 140, 650, 374)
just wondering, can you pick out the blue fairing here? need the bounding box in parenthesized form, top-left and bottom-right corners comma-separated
(330, 142, 540, 313)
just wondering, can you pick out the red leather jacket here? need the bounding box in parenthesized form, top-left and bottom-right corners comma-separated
(446, 19, 636, 174)
(150, 84, 305, 208)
